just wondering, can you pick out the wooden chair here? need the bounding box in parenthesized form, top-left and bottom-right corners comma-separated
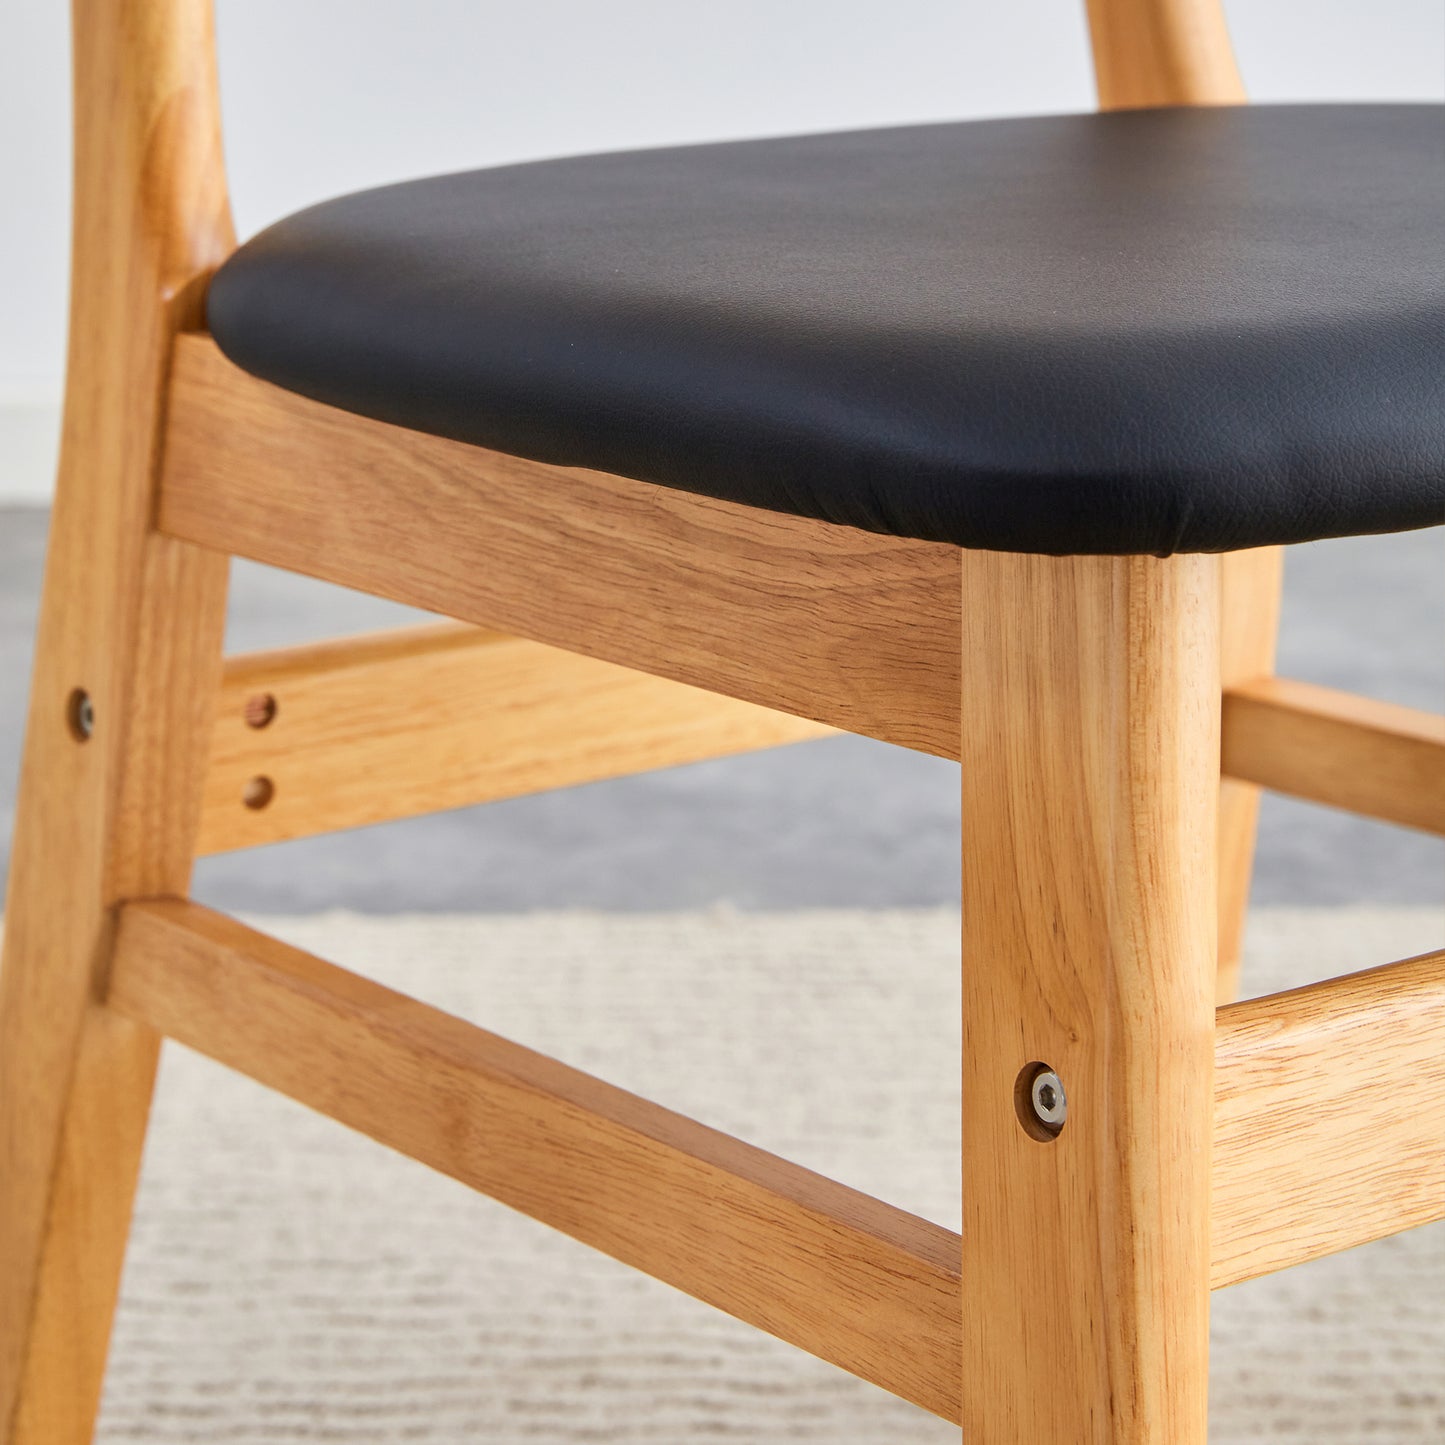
(3, 1, 1442, 1439)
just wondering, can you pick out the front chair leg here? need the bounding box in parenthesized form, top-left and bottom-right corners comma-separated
(960, 551, 1220, 1443)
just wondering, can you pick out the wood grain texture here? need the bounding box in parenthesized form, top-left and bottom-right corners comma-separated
(0, 3, 232, 1442)
(158, 335, 963, 757)
(103, 895, 1430, 1351)
(198, 623, 833, 855)
(959, 552, 1220, 1444)
(1213, 948, 1445, 1287)
(1222, 676, 1445, 836)
(1085, 0, 1246, 108)
(1216, 547, 1284, 1004)
(107, 899, 964, 1421)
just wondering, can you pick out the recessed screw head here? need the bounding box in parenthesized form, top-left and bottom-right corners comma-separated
(68, 688, 95, 741)
(1030, 1068, 1067, 1129)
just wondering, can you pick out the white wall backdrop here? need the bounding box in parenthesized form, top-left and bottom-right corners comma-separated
(2, 0, 1442, 501)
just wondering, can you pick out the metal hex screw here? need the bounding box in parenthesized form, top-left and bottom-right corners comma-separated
(68, 688, 95, 742)
(1030, 1068, 1067, 1129)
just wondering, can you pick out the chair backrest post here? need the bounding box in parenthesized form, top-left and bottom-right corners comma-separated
(45, 0, 232, 630)
(68, 0, 232, 349)
(1085, 0, 1246, 109)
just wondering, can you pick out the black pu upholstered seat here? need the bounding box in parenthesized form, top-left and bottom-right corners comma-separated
(207, 104, 1445, 556)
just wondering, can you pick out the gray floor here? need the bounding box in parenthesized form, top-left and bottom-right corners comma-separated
(1, 505, 1441, 913)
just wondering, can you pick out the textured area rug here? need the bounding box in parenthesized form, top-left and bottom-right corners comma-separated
(88, 906, 1442, 1442)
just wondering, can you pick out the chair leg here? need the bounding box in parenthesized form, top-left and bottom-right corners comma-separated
(0, 5, 233, 1435)
(1217, 547, 1284, 1004)
(960, 551, 1220, 1443)
(0, 529, 228, 1444)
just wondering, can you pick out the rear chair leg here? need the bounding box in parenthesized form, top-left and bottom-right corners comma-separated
(960, 551, 1220, 1443)
(1216, 547, 1285, 1004)
(0, 533, 227, 1445)
(0, 6, 232, 1436)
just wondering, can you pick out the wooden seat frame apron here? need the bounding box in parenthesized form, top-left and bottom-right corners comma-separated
(2, 2, 1442, 1441)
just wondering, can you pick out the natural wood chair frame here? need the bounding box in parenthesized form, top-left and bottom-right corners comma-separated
(2, 2, 1442, 1440)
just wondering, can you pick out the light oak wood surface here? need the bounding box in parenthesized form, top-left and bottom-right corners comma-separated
(1216, 547, 1285, 1003)
(958, 552, 1220, 1444)
(0, 3, 232, 1441)
(1222, 676, 1445, 836)
(1213, 947, 1445, 1287)
(159, 335, 962, 758)
(199, 623, 833, 855)
(107, 899, 964, 1422)
(1086, 0, 1246, 109)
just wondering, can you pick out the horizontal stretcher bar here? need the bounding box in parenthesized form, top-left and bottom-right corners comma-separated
(1221, 675, 1445, 835)
(107, 902, 1445, 1414)
(1211, 944, 1445, 1285)
(198, 627, 1445, 856)
(107, 900, 963, 1421)
(198, 622, 833, 855)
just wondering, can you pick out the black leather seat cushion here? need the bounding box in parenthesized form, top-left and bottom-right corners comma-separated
(208, 104, 1445, 555)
